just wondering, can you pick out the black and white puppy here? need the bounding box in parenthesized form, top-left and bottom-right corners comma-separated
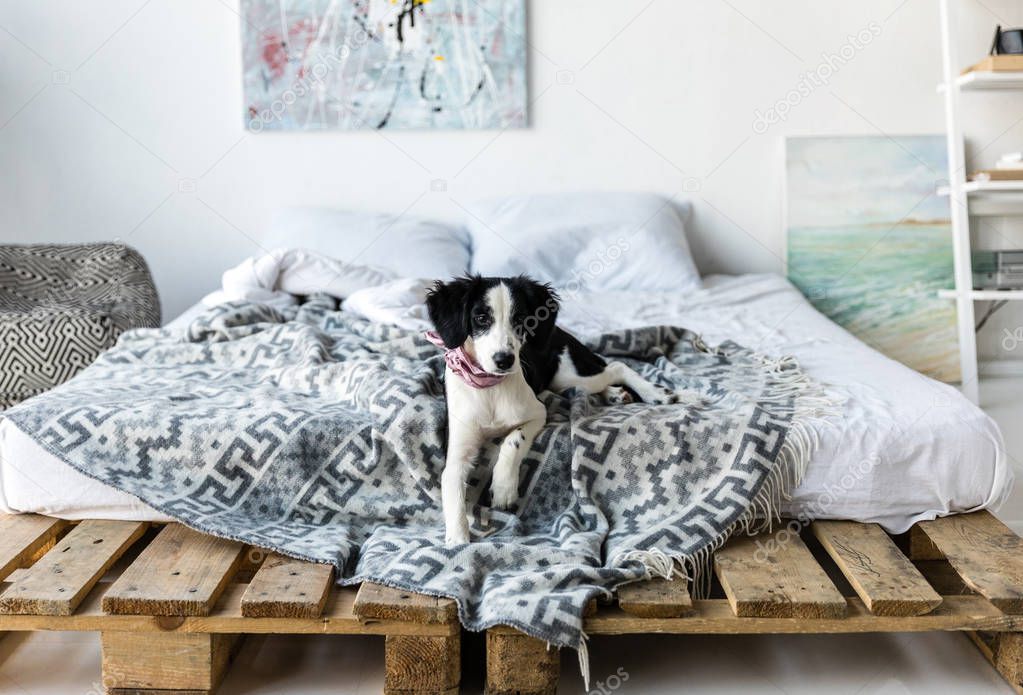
(426, 275, 676, 545)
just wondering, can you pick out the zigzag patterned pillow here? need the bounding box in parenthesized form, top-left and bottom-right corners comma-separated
(0, 243, 160, 408)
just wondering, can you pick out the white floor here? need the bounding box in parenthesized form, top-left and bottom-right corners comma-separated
(2, 377, 1023, 695)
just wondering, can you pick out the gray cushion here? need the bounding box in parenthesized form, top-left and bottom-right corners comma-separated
(0, 243, 160, 408)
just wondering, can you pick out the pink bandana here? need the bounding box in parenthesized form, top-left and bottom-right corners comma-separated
(424, 331, 507, 389)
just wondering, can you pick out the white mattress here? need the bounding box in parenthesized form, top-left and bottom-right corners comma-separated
(0, 273, 1012, 532)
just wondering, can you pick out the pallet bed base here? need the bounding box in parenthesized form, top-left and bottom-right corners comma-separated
(484, 511, 1023, 695)
(0, 519, 460, 695)
(2, 510, 1023, 693)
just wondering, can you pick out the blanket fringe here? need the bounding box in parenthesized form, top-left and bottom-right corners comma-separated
(608, 348, 843, 606)
(577, 631, 591, 690)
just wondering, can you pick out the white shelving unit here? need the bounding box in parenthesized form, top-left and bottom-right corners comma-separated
(938, 0, 1023, 404)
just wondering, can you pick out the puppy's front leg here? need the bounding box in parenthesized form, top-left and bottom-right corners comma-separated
(443, 422, 479, 546)
(491, 413, 545, 510)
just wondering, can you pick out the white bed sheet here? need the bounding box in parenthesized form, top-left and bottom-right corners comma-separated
(0, 273, 1012, 532)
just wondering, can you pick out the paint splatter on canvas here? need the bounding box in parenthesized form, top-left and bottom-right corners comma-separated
(786, 135, 960, 382)
(240, 0, 527, 131)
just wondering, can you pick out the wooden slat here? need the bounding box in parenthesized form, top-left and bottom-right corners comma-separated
(0, 583, 1016, 636)
(812, 521, 942, 617)
(918, 511, 1023, 613)
(0, 520, 146, 616)
(354, 582, 457, 624)
(102, 524, 244, 616)
(714, 532, 846, 618)
(617, 577, 694, 618)
(574, 596, 1018, 635)
(240, 553, 333, 618)
(0, 582, 458, 635)
(0, 515, 68, 580)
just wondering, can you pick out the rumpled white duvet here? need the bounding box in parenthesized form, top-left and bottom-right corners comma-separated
(0, 250, 1012, 533)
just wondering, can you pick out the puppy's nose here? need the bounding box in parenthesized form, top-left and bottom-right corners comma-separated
(492, 352, 514, 371)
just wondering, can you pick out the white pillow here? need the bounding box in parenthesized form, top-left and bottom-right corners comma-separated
(266, 207, 471, 279)
(464, 192, 700, 293)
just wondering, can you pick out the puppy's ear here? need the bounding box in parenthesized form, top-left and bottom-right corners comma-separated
(426, 276, 478, 348)
(517, 276, 560, 349)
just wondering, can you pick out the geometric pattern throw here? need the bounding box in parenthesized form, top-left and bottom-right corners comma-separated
(3, 295, 833, 652)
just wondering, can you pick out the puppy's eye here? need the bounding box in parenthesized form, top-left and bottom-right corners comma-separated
(473, 314, 490, 326)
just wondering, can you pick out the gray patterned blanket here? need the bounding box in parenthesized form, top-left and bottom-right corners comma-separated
(3, 295, 833, 658)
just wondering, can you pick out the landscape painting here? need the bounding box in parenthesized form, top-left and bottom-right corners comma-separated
(786, 135, 960, 382)
(240, 0, 527, 131)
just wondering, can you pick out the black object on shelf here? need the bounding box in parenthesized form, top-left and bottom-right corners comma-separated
(991, 25, 1023, 55)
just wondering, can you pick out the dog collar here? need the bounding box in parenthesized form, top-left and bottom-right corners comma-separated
(424, 331, 508, 389)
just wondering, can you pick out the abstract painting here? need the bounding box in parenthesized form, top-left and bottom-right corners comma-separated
(786, 135, 960, 382)
(240, 0, 527, 131)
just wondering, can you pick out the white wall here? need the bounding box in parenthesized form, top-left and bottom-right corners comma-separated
(2, 0, 1023, 360)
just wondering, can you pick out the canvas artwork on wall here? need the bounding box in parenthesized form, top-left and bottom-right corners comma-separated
(786, 135, 960, 382)
(240, 0, 527, 131)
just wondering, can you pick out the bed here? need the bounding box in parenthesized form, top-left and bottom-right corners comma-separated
(0, 193, 1019, 695)
(0, 272, 1009, 533)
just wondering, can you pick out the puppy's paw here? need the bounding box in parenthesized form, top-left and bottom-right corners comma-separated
(641, 385, 678, 405)
(445, 521, 470, 547)
(490, 477, 519, 510)
(603, 385, 634, 405)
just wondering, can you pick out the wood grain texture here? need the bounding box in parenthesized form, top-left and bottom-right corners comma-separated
(713, 532, 846, 618)
(240, 553, 333, 618)
(0, 582, 458, 635)
(918, 511, 1023, 613)
(966, 631, 1023, 694)
(485, 630, 559, 695)
(812, 521, 942, 616)
(0, 520, 146, 616)
(354, 582, 457, 624)
(384, 634, 460, 695)
(617, 577, 695, 618)
(102, 630, 241, 693)
(102, 524, 244, 616)
(0, 515, 68, 581)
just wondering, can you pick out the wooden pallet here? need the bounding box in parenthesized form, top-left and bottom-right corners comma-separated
(0, 518, 459, 694)
(486, 512, 1023, 695)
(3, 511, 1022, 694)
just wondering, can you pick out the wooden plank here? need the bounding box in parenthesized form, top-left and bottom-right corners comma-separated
(0, 584, 1017, 636)
(713, 532, 846, 618)
(572, 596, 1019, 635)
(812, 521, 942, 616)
(0, 582, 458, 635)
(966, 631, 1023, 694)
(0, 514, 68, 580)
(0, 520, 146, 616)
(918, 512, 1023, 613)
(103, 630, 242, 693)
(486, 630, 559, 695)
(240, 553, 333, 618)
(617, 577, 694, 618)
(102, 524, 244, 616)
(354, 582, 457, 624)
(384, 634, 460, 695)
